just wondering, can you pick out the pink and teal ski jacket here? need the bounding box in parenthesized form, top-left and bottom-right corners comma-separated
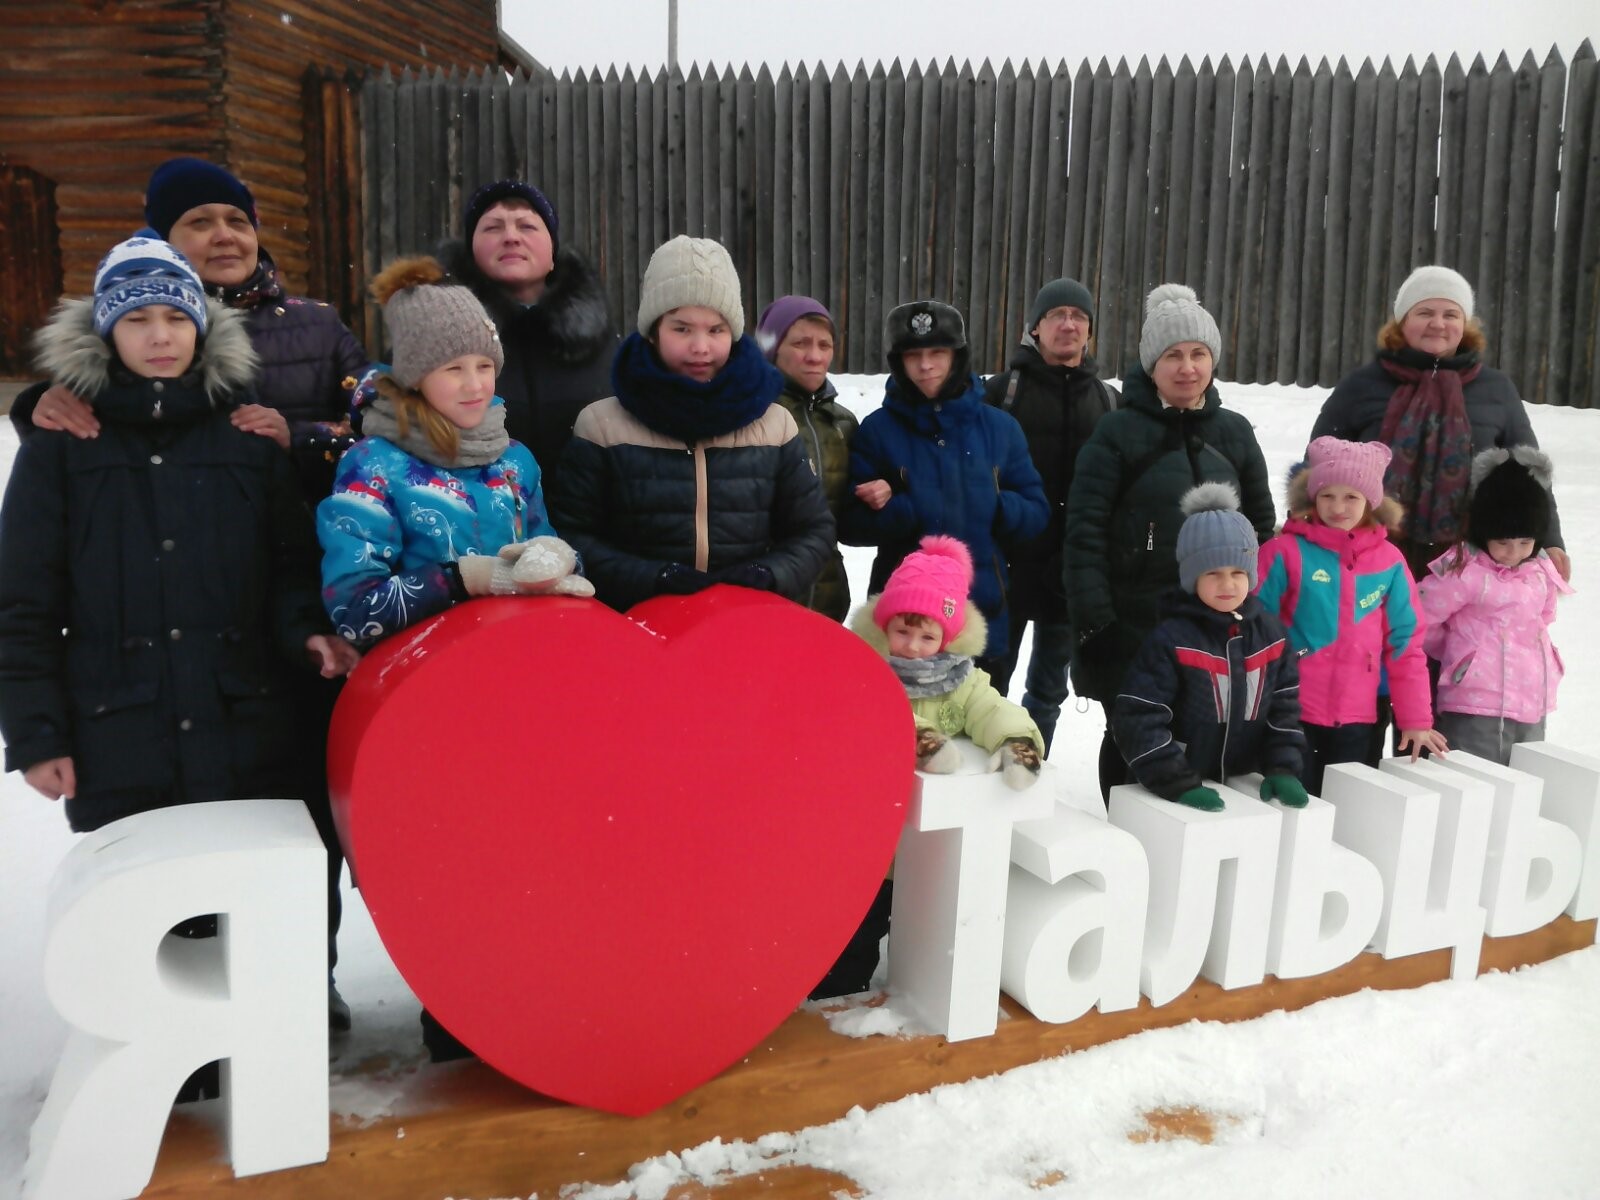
(1256, 517, 1433, 729)
(1418, 547, 1570, 724)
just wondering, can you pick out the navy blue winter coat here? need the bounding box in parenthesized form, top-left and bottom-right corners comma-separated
(840, 374, 1048, 656)
(1111, 591, 1304, 801)
(0, 299, 330, 833)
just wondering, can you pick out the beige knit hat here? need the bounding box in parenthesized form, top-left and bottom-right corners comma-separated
(371, 257, 504, 390)
(637, 235, 745, 340)
(1139, 283, 1221, 372)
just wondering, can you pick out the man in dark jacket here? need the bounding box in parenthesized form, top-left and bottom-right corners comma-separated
(984, 277, 1118, 752)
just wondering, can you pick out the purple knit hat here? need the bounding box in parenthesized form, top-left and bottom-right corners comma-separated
(1306, 436, 1392, 511)
(754, 295, 833, 362)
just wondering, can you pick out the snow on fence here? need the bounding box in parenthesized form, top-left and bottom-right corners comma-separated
(308, 45, 1600, 403)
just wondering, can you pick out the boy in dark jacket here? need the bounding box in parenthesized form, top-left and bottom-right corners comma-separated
(1112, 483, 1306, 811)
(0, 236, 357, 833)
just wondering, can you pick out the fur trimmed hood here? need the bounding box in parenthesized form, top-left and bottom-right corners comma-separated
(850, 596, 989, 659)
(31, 295, 259, 402)
(435, 239, 614, 364)
(1286, 462, 1404, 532)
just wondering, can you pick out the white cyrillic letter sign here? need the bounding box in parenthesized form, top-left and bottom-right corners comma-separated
(1108, 782, 1282, 1007)
(26, 799, 328, 1200)
(1003, 802, 1149, 1023)
(889, 746, 1054, 1041)
(1324, 761, 1489, 980)
(1227, 773, 1384, 980)
(1510, 742, 1600, 935)
(1427, 752, 1582, 937)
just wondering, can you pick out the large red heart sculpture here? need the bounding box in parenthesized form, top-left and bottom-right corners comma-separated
(328, 587, 912, 1115)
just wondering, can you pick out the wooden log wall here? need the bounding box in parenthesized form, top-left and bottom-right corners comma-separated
(0, 166, 64, 376)
(356, 42, 1600, 404)
(0, 0, 503, 374)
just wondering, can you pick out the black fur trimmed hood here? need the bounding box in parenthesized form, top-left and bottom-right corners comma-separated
(31, 296, 259, 402)
(435, 239, 614, 365)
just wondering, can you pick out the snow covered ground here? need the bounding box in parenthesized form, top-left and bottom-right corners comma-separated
(2, 380, 1598, 1198)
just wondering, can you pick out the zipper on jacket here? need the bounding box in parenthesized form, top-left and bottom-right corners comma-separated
(1146, 522, 1155, 551)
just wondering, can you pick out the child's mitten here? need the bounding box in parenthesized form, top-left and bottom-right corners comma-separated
(1174, 785, 1224, 812)
(1259, 773, 1309, 809)
(989, 738, 1041, 790)
(504, 536, 579, 592)
(456, 554, 517, 596)
(916, 728, 961, 774)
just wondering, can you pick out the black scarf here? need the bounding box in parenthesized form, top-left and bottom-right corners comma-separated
(611, 332, 782, 443)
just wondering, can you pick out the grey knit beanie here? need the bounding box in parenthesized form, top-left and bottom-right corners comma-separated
(637, 235, 745, 339)
(371, 257, 504, 390)
(1392, 265, 1475, 321)
(1139, 283, 1221, 372)
(1176, 482, 1258, 593)
(1027, 277, 1095, 335)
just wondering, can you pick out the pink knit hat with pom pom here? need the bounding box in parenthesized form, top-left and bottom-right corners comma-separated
(874, 535, 974, 649)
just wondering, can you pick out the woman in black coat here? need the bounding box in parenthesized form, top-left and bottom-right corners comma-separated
(1064, 284, 1275, 800)
(1310, 264, 1568, 581)
(437, 179, 617, 485)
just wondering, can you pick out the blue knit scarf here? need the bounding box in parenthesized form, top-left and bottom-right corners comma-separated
(612, 332, 782, 443)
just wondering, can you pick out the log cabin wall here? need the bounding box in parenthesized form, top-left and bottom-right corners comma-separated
(218, 0, 500, 295)
(0, 0, 225, 300)
(0, 0, 501, 373)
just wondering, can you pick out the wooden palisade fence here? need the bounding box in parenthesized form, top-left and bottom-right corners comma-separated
(317, 42, 1600, 405)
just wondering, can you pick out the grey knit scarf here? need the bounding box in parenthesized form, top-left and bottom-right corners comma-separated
(362, 395, 509, 468)
(889, 652, 973, 699)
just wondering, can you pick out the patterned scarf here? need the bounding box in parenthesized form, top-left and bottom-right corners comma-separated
(1377, 347, 1481, 547)
(889, 652, 973, 699)
(205, 247, 286, 311)
(361, 394, 509, 469)
(611, 332, 782, 443)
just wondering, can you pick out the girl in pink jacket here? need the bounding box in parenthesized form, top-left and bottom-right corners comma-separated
(1256, 437, 1447, 793)
(1419, 447, 1570, 764)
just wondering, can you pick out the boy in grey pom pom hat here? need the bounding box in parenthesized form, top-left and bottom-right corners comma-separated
(1111, 482, 1306, 813)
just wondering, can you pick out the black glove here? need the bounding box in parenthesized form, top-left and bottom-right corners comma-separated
(714, 561, 776, 591)
(656, 563, 715, 596)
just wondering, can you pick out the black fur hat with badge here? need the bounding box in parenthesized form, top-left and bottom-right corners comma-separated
(1466, 446, 1554, 553)
(884, 299, 971, 401)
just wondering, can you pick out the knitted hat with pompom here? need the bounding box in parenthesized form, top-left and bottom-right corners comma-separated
(1176, 482, 1258, 593)
(874, 535, 974, 650)
(371, 256, 504, 389)
(1139, 283, 1222, 372)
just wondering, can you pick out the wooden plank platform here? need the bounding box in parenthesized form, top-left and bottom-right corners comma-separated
(138, 916, 1595, 1199)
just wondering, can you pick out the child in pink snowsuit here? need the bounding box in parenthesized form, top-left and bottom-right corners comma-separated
(1256, 437, 1447, 793)
(1418, 447, 1570, 765)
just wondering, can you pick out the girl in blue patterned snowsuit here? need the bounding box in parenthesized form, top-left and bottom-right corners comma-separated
(318, 257, 589, 650)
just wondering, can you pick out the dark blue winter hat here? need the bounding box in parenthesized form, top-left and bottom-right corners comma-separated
(464, 179, 559, 253)
(143, 158, 258, 239)
(93, 236, 208, 338)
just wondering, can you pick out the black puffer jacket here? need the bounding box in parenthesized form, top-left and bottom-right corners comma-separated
(774, 377, 858, 622)
(983, 345, 1118, 621)
(1309, 350, 1563, 552)
(1112, 591, 1303, 801)
(551, 396, 835, 613)
(0, 299, 330, 833)
(11, 247, 368, 504)
(1063, 366, 1275, 701)
(437, 239, 617, 484)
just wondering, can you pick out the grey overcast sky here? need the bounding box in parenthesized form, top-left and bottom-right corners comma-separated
(501, 0, 1592, 76)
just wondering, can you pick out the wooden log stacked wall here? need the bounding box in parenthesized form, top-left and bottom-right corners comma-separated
(0, 0, 501, 371)
(0, 0, 223, 299)
(357, 42, 1600, 405)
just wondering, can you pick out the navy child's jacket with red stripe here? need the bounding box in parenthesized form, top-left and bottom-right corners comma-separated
(1111, 589, 1305, 801)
